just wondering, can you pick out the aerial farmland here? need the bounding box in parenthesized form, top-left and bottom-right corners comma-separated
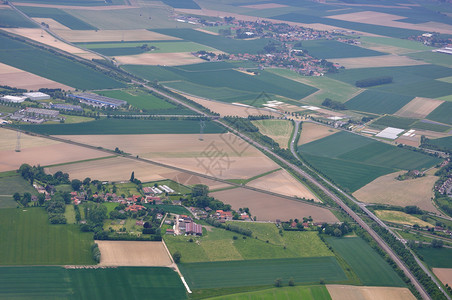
(0, 0, 452, 299)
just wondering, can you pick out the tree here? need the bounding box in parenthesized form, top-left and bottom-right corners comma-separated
(83, 177, 91, 186)
(333, 228, 342, 237)
(38, 193, 45, 206)
(431, 239, 444, 248)
(274, 278, 283, 287)
(13, 192, 21, 202)
(71, 179, 82, 191)
(288, 278, 295, 286)
(130, 171, 135, 182)
(192, 184, 209, 197)
(173, 251, 182, 263)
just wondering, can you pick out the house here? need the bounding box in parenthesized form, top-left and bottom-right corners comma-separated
(216, 210, 233, 221)
(142, 187, 153, 194)
(135, 220, 144, 226)
(125, 204, 146, 212)
(166, 229, 175, 235)
(185, 222, 203, 236)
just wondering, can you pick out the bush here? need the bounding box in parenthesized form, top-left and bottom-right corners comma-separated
(274, 278, 283, 287)
(173, 251, 182, 264)
(91, 243, 101, 263)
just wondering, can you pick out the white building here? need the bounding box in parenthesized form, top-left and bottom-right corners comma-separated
(1, 95, 27, 103)
(23, 92, 50, 101)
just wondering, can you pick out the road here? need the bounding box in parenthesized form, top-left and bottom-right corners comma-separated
(137, 82, 437, 299)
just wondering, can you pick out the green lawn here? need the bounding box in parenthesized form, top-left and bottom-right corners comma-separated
(179, 257, 347, 289)
(407, 51, 452, 68)
(251, 119, 293, 148)
(325, 237, 406, 287)
(416, 247, 452, 268)
(124, 63, 318, 104)
(0, 208, 95, 265)
(0, 173, 37, 197)
(0, 266, 187, 300)
(298, 131, 440, 192)
(207, 285, 331, 300)
(0, 8, 38, 28)
(65, 204, 76, 224)
(165, 223, 333, 263)
(298, 39, 383, 59)
(426, 101, 452, 125)
(15, 119, 225, 135)
(94, 89, 177, 111)
(0, 35, 124, 90)
(345, 90, 414, 114)
(267, 68, 360, 105)
(20, 6, 97, 30)
(359, 36, 433, 52)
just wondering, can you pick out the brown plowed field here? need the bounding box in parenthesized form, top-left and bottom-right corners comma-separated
(96, 241, 172, 266)
(211, 188, 337, 222)
(395, 97, 444, 119)
(327, 285, 416, 300)
(298, 122, 338, 146)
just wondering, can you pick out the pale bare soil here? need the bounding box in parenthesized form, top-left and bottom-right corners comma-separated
(32, 18, 70, 30)
(0, 128, 59, 151)
(247, 169, 320, 201)
(433, 268, 452, 286)
(15, 3, 138, 10)
(0, 62, 73, 90)
(211, 188, 338, 222)
(395, 135, 421, 147)
(96, 241, 172, 266)
(2, 28, 103, 60)
(298, 122, 338, 146)
(375, 210, 432, 227)
(182, 94, 281, 117)
(0, 143, 107, 172)
(353, 171, 441, 214)
(395, 97, 444, 119)
(53, 29, 180, 42)
(327, 11, 452, 35)
(327, 285, 416, 300)
(195, 28, 219, 35)
(331, 55, 426, 69)
(56, 134, 280, 179)
(241, 3, 288, 9)
(115, 52, 204, 66)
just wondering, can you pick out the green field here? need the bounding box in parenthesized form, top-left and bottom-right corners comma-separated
(345, 90, 414, 114)
(13, 0, 124, 5)
(0, 8, 38, 28)
(0, 172, 37, 199)
(20, 6, 97, 30)
(94, 89, 192, 113)
(15, 119, 225, 135)
(407, 51, 452, 68)
(412, 121, 451, 132)
(359, 36, 433, 52)
(328, 65, 452, 99)
(298, 39, 383, 59)
(151, 28, 272, 54)
(124, 62, 317, 104)
(427, 102, 452, 125)
(0, 34, 125, 90)
(0, 266, 186, 300)
(267, 68, 360, 105)
(428, 136, 452, 151)
(208, 285, 331, 300)
(83, 41, 219, 56)
(326, 237, 406, 287)
(161, 0, 200, 9)
(416, 247, 452, 268)
(165, 222, 333, 263)
(251, 119, 293, 148)
(0, 208, 94, 265)
(179, 257, 347, 289)
(372, 115, 417, 129)
(299, 131, 440, 191)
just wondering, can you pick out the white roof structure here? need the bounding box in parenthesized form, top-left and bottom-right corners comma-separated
(23, 92, 50, 100)
(328, 116, 343, 120)
(1, 95, 26, 103)
(376, 127, 405, 140)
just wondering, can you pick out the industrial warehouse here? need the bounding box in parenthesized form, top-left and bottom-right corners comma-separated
(69, 93, 127, 108)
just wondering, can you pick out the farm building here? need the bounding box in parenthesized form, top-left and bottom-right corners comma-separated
(50, 104, 83, 112)
(1, 95, 27, 103)
(23, 92, 50, 101)
(185, 222, 203, 236)
(69, 93, 127, 108)
(25, 107, 59, 119)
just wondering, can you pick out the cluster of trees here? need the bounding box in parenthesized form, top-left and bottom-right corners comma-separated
(46, 192, 71, 224)
(91, 243, 101, 263)
(373, 225, 447, 299)
(205, 218, 253, 237)
(19, 164, 70, 186)
(355, 76, 393, 87)
(13, 192, 44, 207)
(322, 98, 346, 110)
(185, 185, 232, 211)
(318, 222, 352, 237)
